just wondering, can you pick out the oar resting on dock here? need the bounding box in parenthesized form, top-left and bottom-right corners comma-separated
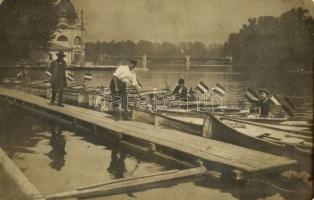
(46, 166, 208, 199)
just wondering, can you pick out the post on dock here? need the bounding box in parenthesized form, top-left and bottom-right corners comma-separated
(185, 55, 190, 70)
(202, 114, 213, 138)
(142, 54, 147, 69)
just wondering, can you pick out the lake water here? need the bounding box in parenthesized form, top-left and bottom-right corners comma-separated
(0, 104, 312, 200)
(2, 64, 311, 119)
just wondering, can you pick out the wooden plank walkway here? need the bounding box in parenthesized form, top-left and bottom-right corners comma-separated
(0, 87, 296, 174)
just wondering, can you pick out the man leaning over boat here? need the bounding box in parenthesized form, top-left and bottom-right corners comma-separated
(110, 59, 141, 121)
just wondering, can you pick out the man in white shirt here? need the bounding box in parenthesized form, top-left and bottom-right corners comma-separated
(110, 59, 141, 120)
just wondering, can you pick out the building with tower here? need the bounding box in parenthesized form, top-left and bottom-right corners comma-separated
(49, 0, 85, 65)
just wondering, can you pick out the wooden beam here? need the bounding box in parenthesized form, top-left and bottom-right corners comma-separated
(46, 167, 207, 199)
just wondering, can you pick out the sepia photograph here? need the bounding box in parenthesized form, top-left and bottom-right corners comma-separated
(0, 0, 313, 199)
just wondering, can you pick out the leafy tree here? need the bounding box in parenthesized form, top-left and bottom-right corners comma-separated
(85, 40, 224, 62)
(223, 7, 314, 66)
(0, 0, 58, 63)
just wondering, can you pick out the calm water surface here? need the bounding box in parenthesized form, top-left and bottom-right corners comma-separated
(0, 104, 312, 200)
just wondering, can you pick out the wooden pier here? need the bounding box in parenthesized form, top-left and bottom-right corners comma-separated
(0, 87, 296, 175)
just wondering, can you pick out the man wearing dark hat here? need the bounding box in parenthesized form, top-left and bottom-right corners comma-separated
(49, 50, 67, 107)
(171, 78, 188, 100)
(110, 59, 141, 120)
(258, 89, 272, 118)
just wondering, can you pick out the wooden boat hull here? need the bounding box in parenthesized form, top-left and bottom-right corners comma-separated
(219, 116, 312, 135)
(155, 114, 204, 136)
(203, 113, 312, 169)
(132, 109, 205, 137)
(222, 114, 313, 128)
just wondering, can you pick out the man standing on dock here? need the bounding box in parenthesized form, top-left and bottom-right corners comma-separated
(110, 59, 141, 120)
(49, 51, 67, 107)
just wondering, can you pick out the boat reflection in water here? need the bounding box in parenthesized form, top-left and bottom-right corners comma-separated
(46, 125, 66, 171)
(107, 146, 127, 179)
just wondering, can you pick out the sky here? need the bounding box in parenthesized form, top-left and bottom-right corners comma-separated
(72, 0, 314, 44)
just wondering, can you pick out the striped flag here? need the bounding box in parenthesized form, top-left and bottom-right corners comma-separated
(245, 88, 259, 103)
(196, 82, 209, 94)
(84, 73, 93, 81)
(270, 95, 281, 106)
(284, 96, 295, 110)
(282, 103, 294, 117)
(66, 72, 74, 82)
(213, 83, 226, 96)
(84, 74, 93, 81)
(16, 71, 23, 77)
(282, 97, 295, 118)
(45, 70, 52, 77)
(189, 87, 196, 95)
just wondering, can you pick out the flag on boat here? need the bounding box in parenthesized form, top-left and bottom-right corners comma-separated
(270, 95, 281, 106)
(282, 97, 295, 117)
(245, 88, 259, 103)
(66, 72, 74, 82)
(282, 103, 294, 117)
(45, 70, 52, 77)
(16, 71, 23, 77)
(196, 82, 209, 94)
(284, 96, 295, 110)
(213, 83, 226, 96)
(189, 87, 196, 95)
(84, 73, 93, 81)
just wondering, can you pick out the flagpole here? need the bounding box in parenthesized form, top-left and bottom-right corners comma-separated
(211, 88, 214, 111)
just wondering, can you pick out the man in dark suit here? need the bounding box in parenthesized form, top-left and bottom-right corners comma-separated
(49, 51, 67, 107)
(171, 78, 188, 100)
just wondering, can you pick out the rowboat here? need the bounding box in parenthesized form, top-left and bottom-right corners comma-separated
(221, 115, 313, 128)
(216, 115, 312, 135)
(131, 108, 205, 136)
(203, 113, 312, 169)
(131, 106, 242, 137)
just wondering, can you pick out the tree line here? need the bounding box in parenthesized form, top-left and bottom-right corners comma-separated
(85, 41, 223, 62)
(222, 7, 314, 66)
(0, 0, 58, 64)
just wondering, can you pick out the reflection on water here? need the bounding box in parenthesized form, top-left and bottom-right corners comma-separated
(0, 104, 166, 195)
(0, 103, 312, 199)
(46, 125, 66, 171)
(107, 146, 127, 179)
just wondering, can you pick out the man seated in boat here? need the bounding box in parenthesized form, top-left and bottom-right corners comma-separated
(170, 78, 188, 101)
(258, 89, 273, 118)
(110, 59, 141, 120)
